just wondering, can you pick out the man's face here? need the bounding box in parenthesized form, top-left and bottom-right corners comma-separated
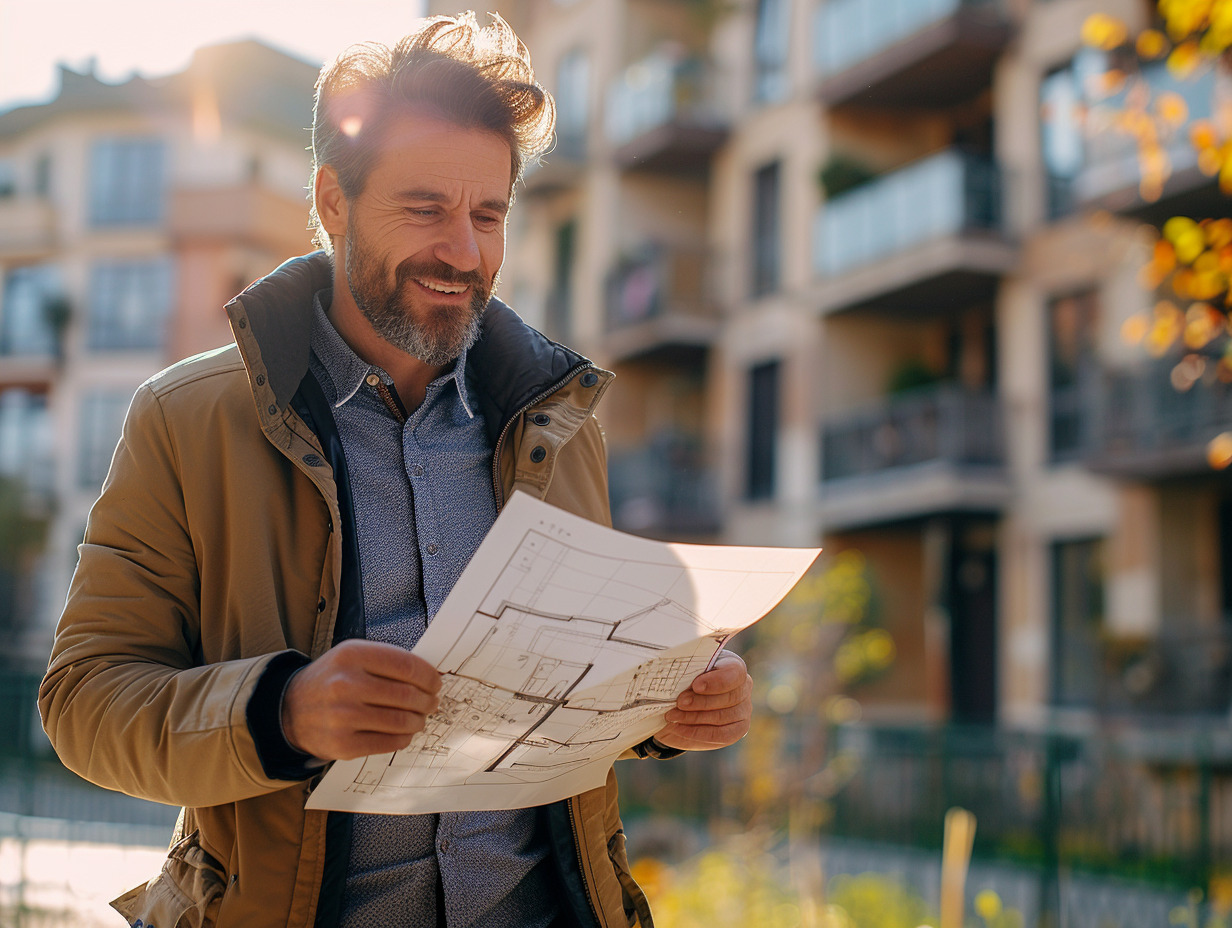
(341, 111, 512, 366)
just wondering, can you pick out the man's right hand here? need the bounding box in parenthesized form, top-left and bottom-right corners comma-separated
(281, 639, 442, 761)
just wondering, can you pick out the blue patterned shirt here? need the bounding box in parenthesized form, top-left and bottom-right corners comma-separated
(308, 292, 559, 928)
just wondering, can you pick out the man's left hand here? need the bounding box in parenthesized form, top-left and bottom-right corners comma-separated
(651, 650, 753, 752)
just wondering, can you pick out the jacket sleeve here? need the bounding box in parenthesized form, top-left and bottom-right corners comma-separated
(38, 383, 307, 808)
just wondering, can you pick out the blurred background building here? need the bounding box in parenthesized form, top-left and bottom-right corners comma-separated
(2, 0, 1231, 924)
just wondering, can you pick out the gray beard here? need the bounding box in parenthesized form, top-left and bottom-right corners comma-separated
(345, 232, 492, 367)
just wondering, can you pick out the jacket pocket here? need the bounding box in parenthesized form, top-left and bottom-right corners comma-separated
(608, 829, 653, 928)
(111, 830, 227, 928)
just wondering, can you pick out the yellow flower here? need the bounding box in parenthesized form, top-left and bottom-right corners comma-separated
(1157, 91, 1190, 127)
(1167, 41, 1204, 78)
(975, 890, 1003, 921)
(1138, 28, 1170, 58)
(1082, 13, 1129, 49)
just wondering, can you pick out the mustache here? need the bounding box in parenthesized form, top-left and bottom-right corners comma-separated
(393, 258, 486, 290)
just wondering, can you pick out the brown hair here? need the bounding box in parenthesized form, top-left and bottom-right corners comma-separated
(309, 11, 555, 253)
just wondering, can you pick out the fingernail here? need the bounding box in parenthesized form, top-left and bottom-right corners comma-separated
(679, 693, 694, 708)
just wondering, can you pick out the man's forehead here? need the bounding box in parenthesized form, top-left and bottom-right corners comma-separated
(373, 111, 514, 190)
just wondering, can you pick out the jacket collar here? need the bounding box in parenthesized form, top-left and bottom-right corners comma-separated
(225, 251, 598, 443)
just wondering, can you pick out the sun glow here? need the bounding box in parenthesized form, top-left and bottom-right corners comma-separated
(2, 0, 427, 112)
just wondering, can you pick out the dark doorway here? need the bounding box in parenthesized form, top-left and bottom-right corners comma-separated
(949, 518, 998, 724)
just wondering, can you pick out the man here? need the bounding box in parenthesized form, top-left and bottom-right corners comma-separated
(39, 12, 752, 928)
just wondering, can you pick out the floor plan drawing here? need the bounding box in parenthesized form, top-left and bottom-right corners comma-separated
(308, 493, 819, 814)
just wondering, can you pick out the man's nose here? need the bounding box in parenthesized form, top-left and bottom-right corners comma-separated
(433, 215, 481, 273)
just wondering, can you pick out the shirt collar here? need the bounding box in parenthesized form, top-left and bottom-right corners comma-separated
(309, 289, 475, 418)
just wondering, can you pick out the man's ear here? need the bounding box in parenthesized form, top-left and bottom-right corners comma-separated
(314, 165, 349, 238)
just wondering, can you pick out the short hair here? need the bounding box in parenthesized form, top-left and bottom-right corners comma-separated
(309, 11, 555, 254)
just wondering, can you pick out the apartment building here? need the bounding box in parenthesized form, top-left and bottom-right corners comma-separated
(0, 41, 318, 669)
(421, 0, 1231, 736)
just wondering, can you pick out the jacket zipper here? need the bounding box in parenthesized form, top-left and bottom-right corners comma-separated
(489, 362, 594, 511)
(567, 797, 605, 928)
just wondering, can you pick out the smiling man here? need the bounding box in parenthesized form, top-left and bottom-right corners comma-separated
(39, 12, 752, 928)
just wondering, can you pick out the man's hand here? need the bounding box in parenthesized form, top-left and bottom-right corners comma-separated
(282, 639, 442, 761)
(652, 650, 753, 752)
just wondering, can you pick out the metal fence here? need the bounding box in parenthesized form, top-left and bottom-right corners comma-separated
(824, 724, 1232, 891)
(821, 384, 1003, 482)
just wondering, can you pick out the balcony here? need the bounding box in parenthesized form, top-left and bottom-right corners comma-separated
(608, 433, 720, 538)
(167, 184, 311, 255)
(606, 51, 728, 174)
(1055, 624, 1232, 718)
(0, 197, 57, 260)
(1058, 62, 1219, 220)
(820, 385, 1009, 530)
(603, 245, 719, 362)
(814, 0, 1010, 109)
(1060, 364, 1232, 477)
(814, 150, 1016, 315)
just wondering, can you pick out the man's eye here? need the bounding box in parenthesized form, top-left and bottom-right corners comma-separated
(408, 208, 438, 218)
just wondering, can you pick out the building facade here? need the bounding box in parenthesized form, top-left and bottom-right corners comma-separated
(423, 0, 1230, 733)
(0, 41, 318, 669)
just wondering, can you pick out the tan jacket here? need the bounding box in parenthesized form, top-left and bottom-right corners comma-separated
(39, 253, 652, 928)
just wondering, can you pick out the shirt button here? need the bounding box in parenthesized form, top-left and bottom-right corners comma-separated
(411, 464, 424, 477)
(426, 543, 439, 556)
(365, 373, 380, 387)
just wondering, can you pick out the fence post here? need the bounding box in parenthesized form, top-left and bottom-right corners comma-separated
(1037, 732, 1062, 928)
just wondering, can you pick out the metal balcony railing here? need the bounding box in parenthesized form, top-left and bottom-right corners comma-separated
(814, 150, 1003, 277)
(606, 51, 723, 147)
(1052, 363, 1232, 469)
(608, 433, 720, 537)
(604, 245, 715, 332)
(1100, 366, 1232, 456)
(821, 385, 1002, 482)
(1054, 624, 1232, 716)
(814, 0, 1002, 77)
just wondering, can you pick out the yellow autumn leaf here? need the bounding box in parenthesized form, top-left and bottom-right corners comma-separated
(1190, 119, 1219, 150)
(1082, 13, 1129, 49)
(1208, 432, 1232, 470)
(1167, 41, 1203, 78)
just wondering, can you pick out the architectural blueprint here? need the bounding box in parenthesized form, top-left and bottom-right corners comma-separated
(307, 492, 819, 814)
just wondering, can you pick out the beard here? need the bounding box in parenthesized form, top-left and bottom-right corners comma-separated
(344, 221, 495, 367)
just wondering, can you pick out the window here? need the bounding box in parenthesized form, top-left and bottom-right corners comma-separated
(753, 0, 789, 103)
(549, 219, 577, 341)
(89, 138, 166, 226)
(33, 154, 51, 197)
(751, 161, 782, 297)
(746, 360, 780, 500)
(1, 265, 61, 356)
(1051, 537, 1106, 706)
(87, 257, 174, 351)
(555, 50, 590, 159)
(0, 389, 51, 495)
(1040, 58, 1094, 176)
(1048, 291, 1099, 460)
(78, 391, 132, 489)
